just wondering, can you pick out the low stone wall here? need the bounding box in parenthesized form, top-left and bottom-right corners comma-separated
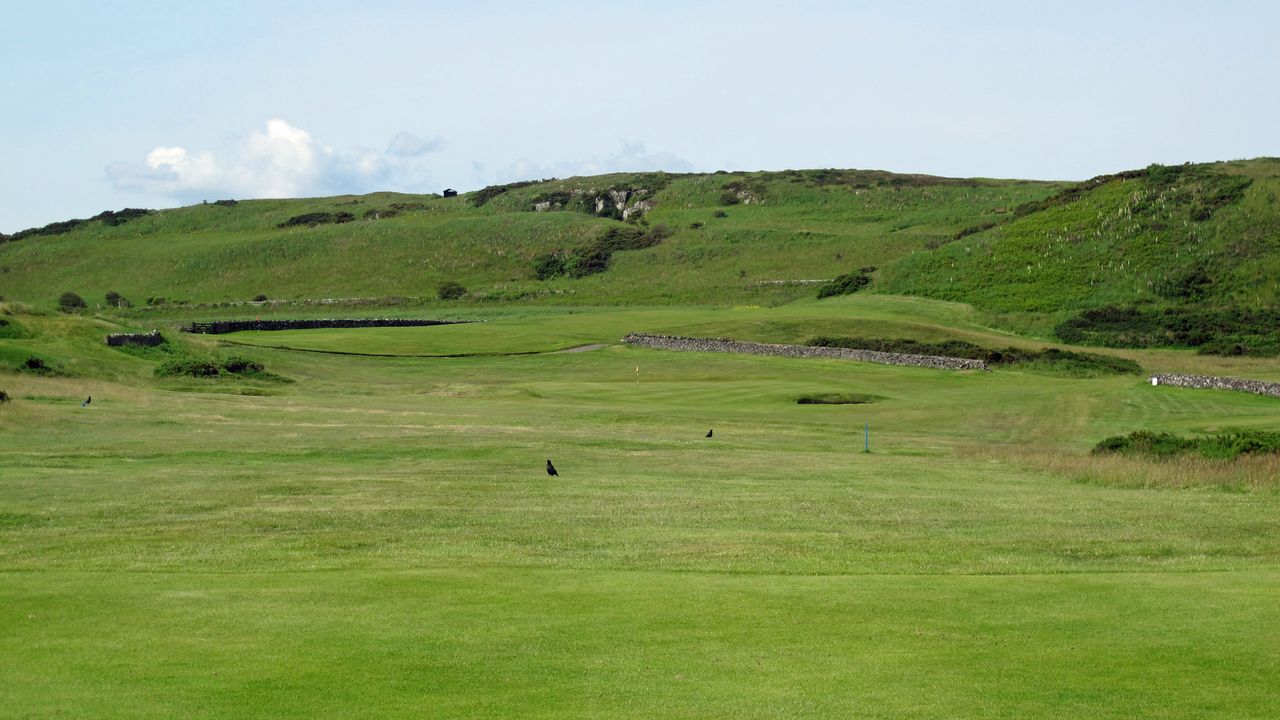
(1150, 373, 1280, 399)
(185, 318, 471, 334)
(621, 333, 988, 371)
(105, 330, 165, 347)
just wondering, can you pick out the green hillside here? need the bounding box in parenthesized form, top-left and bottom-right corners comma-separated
(880, 158, 1280, 313)
(0, 170, 1060, 309)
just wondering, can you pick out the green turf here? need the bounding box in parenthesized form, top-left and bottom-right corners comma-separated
(3, 301, 1280, 717)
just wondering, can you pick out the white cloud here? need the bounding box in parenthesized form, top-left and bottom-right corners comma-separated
(386, 131, 442, 158)
(107, 119, 442, 201)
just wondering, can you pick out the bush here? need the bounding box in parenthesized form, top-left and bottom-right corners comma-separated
(1093, 430, 1280, 460)
(105, 291, 131, 308)
(155, 358, 221, 377)
(816, 269, 874, 299)
(253, 294, 268, 302)
(713, 210, 728, 218)
(155, 356, 287, 381)
(718, 191, 741, 206)
(437, 281, 467, 300)
(212, 199, 238, 207)
(0, 390, 8, 404)
(58, 292, 86, 312)
(277, 212, 355, 229)
(534, 253, 568, 280)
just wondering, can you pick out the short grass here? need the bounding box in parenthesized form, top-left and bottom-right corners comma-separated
(3, 302, 1280, 717)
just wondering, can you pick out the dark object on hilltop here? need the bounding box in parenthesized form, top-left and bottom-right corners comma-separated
(6, 207, 152, 243)
(706, 429, 713, 438)
(81, 395, 91, 408)
(546, 459, 558, 477)
(212, 199, 238, 206)
(443, 188, 458, 198)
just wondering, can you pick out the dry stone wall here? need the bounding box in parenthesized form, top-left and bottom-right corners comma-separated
(621, 333, 987, 371)
(1150, 373, 1280, 399)
(104, 330, 165, 347)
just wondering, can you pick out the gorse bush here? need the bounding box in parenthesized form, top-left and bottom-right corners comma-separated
(816, 267, 876, 299)
(105, 291, 130, 308)
(534, 224, 674, 280)
(1094, 430, 1280, 460)
(1055, 304, 1280, 356)
(155, 356, 288, 382)
(58, 292, 86, 312)
(277, 212, 355, 228)
(437, 281, 467, 300)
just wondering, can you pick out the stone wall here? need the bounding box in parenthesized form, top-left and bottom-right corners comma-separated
(1150, 373, 1280, 399)
(186, 318, 470, 334)
(621, 333, 988, 371)
(104, 330, 165, 347)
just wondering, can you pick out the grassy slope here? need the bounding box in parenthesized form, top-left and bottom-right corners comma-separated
(0, 172, 1059, 308)
(881, 158, 1280, 312)
(3, 304, 1280, 717)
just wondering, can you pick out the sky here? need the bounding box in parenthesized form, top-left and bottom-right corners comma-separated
(1, 0, 1277, 232)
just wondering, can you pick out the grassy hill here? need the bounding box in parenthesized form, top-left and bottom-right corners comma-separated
(880, 158, 1280, 312)
(0, 170, 1060, 309)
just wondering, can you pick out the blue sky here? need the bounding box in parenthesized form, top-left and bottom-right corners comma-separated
(1, 0, 1276, 232)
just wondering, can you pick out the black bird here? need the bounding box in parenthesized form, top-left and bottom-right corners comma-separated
(81, 395, 92, 408)
(705, 429, 713, 438)
(545, 459, 559, 477)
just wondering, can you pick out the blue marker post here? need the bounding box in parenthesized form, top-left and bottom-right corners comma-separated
(863, 422, 870, 453)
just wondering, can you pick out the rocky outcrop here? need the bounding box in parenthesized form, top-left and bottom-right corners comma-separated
(621, 333, 987, 371)
(1150, 373, 1280, 399)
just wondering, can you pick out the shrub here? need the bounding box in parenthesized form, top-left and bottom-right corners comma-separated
(1093, 430, 1280, 460)
(718, 190, 741, 206)
(471, 180, 541, 207)
(253, 294, 268, 302)
(105, 290, 131, 308)
(534, 253, 568, 280)
(155, 358, 221, 377)
(212, 199, 238, 206)
(437, 281, 467, 300)
(0, 390, 8, 404)
(277, 212, 355, 229)
(689, 222, 704, 230)
(816, 269, 873, 299)
(713, 210, 728, 218)
(58, 292, 86, 312)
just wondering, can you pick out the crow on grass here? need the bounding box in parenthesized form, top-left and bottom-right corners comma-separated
(705, 429, 713, 438)
(546, 459, 559, 477)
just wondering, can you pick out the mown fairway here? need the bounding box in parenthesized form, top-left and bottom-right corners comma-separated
(3, 299, 1280, 718)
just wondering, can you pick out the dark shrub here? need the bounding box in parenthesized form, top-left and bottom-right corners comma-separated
(105, 291, 130, 308)
(471, 180, 540, 207)
(567, 246, 612, 277)
(437, 281, 467, 300)
(58, 292, 86, 312)
(277, 211, 355, 229)
(534, 253, 567, 280)
(718, 190, 741, 206)
(155, 358, 221, 377)
(253, 294, 268, 302)
(212, 199, 238, 206)
(806, 336, 1140, 375)
(713, 210, 728, 218)
(222, 357, 265, 375)
(0, 390, 8, 404)
(689, 222, 704, 230)
(816, 270, 872, 299)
